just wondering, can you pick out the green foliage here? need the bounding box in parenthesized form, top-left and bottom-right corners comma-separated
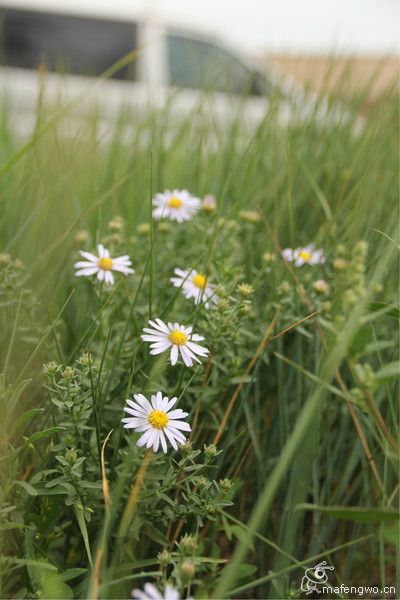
(0, 70, 398, 599)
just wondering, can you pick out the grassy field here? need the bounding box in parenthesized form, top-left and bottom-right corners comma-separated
(0, 76, 398, 600)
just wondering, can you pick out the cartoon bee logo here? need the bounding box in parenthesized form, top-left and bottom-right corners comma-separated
(301, 561, 334, 595)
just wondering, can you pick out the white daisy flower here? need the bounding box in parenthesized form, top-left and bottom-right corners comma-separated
(141, 318, 209, 367)
(122, 392, 191, 453)
(282, 244, 325, 267)
(74, 244, 134, 285)
(170, 268, 219, 309)
(152, 189, 201, 223)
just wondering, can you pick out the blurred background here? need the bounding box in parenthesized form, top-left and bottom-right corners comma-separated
(0, 0, 398, 125)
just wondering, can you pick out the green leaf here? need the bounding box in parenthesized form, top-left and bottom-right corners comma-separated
(235, 563, 257, 580)
(232, 525, 255, 551)
(57, 568, 87, 583)
(381, 522, 400, 547)
(296, 503, 400, 523)
(374, 362, 399, 385)
(41, 573, 73, 599)
(73, 503, 93, 567)
(14, 480, 38, 496)
(23, 427, 65, 445)
(14, 409, 44, 432)
(142, 523, 169, 545)
(367, 303, 400, 320)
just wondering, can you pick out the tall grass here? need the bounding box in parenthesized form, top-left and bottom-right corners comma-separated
(0, 67, 398, 600)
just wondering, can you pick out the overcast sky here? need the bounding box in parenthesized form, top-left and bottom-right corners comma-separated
(154, 0, 399, 55)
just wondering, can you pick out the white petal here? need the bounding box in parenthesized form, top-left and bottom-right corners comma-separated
(166, 426, 186, 444)
(148, 319, 170, 333)
(152, 431, 160, 452)
(113, 255, 132, 263)
(186, 341, 209, 356)
(146, 430, 157, 449)
(143, 583, 163, 600)
(131, 588, 150, 600)
(165, 586, 180, 600)
(126, 399, 146, 412)
(75, 267, 99, 277)
(97, 270, 105, 281)
(122, 420, 149, 430)
(163, 427, 178, 450)
(105, 271, 114, 285)
(148, 340, 170, 350)
(179, 345, 193, 367)
(136, 428, 153, 448)
(168, 420, 191, 431)
(159, 430, 168, 453)
(282, 248, 293, 262)
(141, 334, 167, 342)
(124, 408, 148, 418)
(74, 260, 96, 268)
(112, 263, 135, 274)
(121, 416, 147, 426)
(150, 346, 169, 356)
(167, 409, 188, 419)
(191, 334, 205, 342)
(134, 394, 152, 412)
(165, 396, 178, 411)
(79, 250, 98, 262)
(170, 345, 178, 365)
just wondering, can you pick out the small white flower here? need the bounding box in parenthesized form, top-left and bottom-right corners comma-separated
(152, 189, 201, 223)
(170, 268, 219, 309)
(74, 244, 134, 285)
(282, 244, 325, 267)
(122, 392, 191, 453)
(141, 318, 209, 367)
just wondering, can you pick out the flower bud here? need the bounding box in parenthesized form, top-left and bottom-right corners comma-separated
(219, 478, 233, 493)
(62, 367, 75, 380)
(78, 352, 91, 367)
(180, 560, 196, 579)
(239, 210, 261, 224)
(313, 279, 329, 294)
(0, 253, 11, 267)
(43, 361, 59, 375)
(157, 222, 171, 232)
(279, 281, 291, 295)
(179, 534, 197, 554)
(108, 216, 124, 232)
(238, 283, 254, 297)
(262, 251, 276, 263)
(180, 441, 193, 456)
(333, 258, 347, 271)
(137, 223, 151, 235)
(204, 443, 218, 460)
(74, 230, 89, 245)
(202, 194, 216, 212)
(158, 549, 171, 566)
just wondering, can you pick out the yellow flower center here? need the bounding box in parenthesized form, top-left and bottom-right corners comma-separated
(98, 257, 113, 270)
(192, 273, 207, 289)
(168, 197, 183, 209)
(299, 250, 312, 262)
(148, 409, 169, 429)
(168, 330, 188, 346)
